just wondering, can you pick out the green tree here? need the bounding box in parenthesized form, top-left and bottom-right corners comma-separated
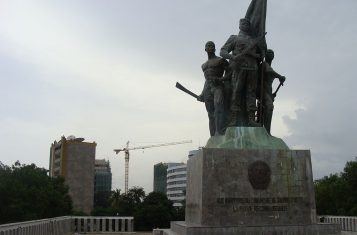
(0, 161, 72, 224)
(109, 187, 145, 216)
(94, 191, 111, 208)
(173, 199, 185, 221)
(315, 174, 349, 215)
(94, 187, 183, 230)
(314, 159, 357, 216)
(134, 192, 175, 231)
(90, 189, 122, 216)
(110, 189, 121, 209)
(126, 187, 145, 205)
(91, 206, 114, 216)
(341, 160, 357, 215)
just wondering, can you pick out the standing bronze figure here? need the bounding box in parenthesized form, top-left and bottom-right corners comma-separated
(258, 49, 286, 134)
(220, 18, 261, 127)
(198, 41, 230, 136)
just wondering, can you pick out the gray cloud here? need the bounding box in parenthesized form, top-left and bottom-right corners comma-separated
(0, 0, 356, 191)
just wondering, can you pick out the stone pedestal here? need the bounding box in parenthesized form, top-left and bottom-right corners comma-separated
(185, 148, 317, 226)
(167, 221, 340, 235)
(162, 127, 340, 235)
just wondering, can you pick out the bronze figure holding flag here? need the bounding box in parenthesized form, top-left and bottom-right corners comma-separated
(175, 0, 286, 136)
(220, 18, 261, 127)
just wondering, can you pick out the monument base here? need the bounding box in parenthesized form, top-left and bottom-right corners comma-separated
(159, 221, 341, 235)
(157, 127, 341, 235)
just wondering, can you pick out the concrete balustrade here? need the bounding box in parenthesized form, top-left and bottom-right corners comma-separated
(319, 216, 357, 232)
(72, 216, 134, 233)
(0, 216, 72, 235)
(0, 216, 134, 234)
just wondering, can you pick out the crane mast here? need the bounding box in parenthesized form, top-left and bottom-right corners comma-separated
(114, 140, 192, 194)
(124, 141, 129, 194)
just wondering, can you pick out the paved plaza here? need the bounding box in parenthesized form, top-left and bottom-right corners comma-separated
(83, 232, 357, 235)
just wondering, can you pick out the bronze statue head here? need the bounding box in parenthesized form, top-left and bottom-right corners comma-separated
(266, 49, 275, 63)
(205, 41, 216, 53)
(239, 18, 251, 33)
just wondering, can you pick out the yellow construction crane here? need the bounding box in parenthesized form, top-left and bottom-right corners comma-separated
(114, 140, 192, 194)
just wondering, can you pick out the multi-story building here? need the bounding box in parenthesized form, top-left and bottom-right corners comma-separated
(94, 159, 112, 207)
(154, 150, 198, 207)
(166, 162, 187, 207)
(153, 163, 168, 194)
(49, 136, 96, 214)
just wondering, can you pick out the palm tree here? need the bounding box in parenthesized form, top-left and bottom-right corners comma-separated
(110, 189, 121, 208)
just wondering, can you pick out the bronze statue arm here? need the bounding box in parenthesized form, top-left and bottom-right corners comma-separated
(220, 35, 236, 61)
(197, 81, 208, 102)
(220, 59, 232, 81)
(269, 70, 285, 83)
(265, 63, 286, 83)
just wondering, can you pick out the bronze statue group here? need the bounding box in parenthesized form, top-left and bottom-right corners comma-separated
(198, 18, 286, 137)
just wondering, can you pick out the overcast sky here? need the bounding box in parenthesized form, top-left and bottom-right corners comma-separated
(0, 0, 356, 193)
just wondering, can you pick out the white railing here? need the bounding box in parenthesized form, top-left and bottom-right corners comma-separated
(0, 216, 72, 235)
(0, 216, 134, 235)
(319, 215, 357, 232)
(73, 216, 134, 233)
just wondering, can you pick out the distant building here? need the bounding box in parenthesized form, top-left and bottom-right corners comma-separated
(49, 136, 96, 214)
(166, 162, 187, 207)
(153, 163, 168, 193)
(153, 150, 198, 207)
(94, 159, 112, 208)
(95, 159, 112, 192)
(153, 162, 187, 207)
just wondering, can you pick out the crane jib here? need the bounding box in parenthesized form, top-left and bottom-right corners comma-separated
(113, 140, 192, 194)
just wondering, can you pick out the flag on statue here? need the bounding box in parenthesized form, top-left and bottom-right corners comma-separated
(245, 0, 267, 53)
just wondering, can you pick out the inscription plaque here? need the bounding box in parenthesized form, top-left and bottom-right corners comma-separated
(217, 197, 303, 212)
(248, 160, 271, 190)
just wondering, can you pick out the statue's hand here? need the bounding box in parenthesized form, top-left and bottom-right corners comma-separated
(279, 76, 286, 84)
(197, 94, 204, 102)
